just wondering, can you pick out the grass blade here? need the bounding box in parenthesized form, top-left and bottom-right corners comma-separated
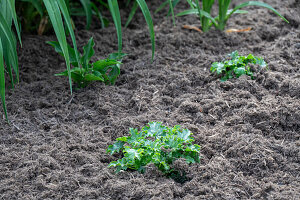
(20, 0, 44, 16)
(228, 1, 289, 23)
(125, 1, 138, 28)
(168, 0, 176, 26)
(177, 8, 218, 27)
(167, 0, 181, 16)
(185, 0, 196, 9)
(7, 0, 22, 46)
(108, 0, 122, 54)
(136, 0, 155, 60)
(201, 0, 215, 32)
(43, 0, 72, 94)
(57, 0, 81, 68)
(0, 11, 19, 84)
(79, 0, 92, 29)
(0, 38, 8, 120)
(155, 0, 169, 14)
(91, 2, 106, 28)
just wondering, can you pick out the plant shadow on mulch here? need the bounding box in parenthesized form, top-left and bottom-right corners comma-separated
(0, 0, 300, 199)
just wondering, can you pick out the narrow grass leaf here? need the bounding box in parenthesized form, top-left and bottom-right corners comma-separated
(167, 0, 176, 26)
(7, 0, 22, 46)
(79, 0, 92, 29)
(21, 0, 44, 16)
(91, 2, 106, 28)
(226, 9, 248, 15)
(136, 0, 155, 60)
(228, 1, 289, 23)
(0, 12, 19, 83)
(108, 0, 122, 54)
(185, 0, 196, 8)
(0, 0, 18, 84)
(167, 0, 180, 16)
(177, 9, 217, 26)
(81, 37, 95, 69)
(0, 39, 8, 120)
(155, 0, 169, 13)
(43, 0, 72, 94)
(57, 0, 81, 67)
(125, 1, 138, 28)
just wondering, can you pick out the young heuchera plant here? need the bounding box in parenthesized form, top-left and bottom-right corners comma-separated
(210, 50, 267, 81)
(47, 37, 126, 88)
(107, 122, 201, 177)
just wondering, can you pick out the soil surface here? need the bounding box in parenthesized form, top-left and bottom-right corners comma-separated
(1, 0, 300, 199)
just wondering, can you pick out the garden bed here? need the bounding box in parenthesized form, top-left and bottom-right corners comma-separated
(0, 0, 299, 199)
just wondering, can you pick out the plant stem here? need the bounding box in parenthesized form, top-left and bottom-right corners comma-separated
(202, 0, 214, 32)
(218, 0, 231, 30)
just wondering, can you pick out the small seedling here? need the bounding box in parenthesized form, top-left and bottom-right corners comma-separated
(210, 50, 267, 81)
(107, 122, 200, 182)
(47, 37, 126, 88)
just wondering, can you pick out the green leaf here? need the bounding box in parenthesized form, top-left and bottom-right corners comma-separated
(125, 1, 138, 28)
(43, 0, 72, 94)
(155, 0, 168, 14)
(107, 64, 120, 85)
(91, 2, 107, 29)
(183, 155, 195, 164)
(177, 129, 192, 141)
(168, 0, 176, 26)
(56, 0, 81, 68)
(226, 9, 248, 15)
(220, 76, 228, 82)
(254, 56, 267, 67)
(211, 62, 224, 74)
(93, 59, 120, 72)
(84, 73, 104, 81)
(108, 0, 122, 54)
(55, 67, 83, 83)
(46, 41, 79, 67)
(107, 141, 125, 155)
(164, 135, 181, 149)
(79, 0, 92, 29)
(229, 50, 239, 59)
(228, 1, 289, 23)
(234, 67, 246, 78)
(136, 0, 155, 60)
(124, 148, 143, 160)
(21, 0, 44, 16)
(0, 38, 7, 120)
(177, 9, 218, 27)
(144, 122, 166, 137)
(116, 136, 128, 142)
(108, 52, 127, 60)
(7, 0, 22, 47)
(81, 37, 95, 69)
(0, 10, 19, 83)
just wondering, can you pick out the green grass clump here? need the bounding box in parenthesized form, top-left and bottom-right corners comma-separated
(166, 0, 289, 32)
(210, 50, 267, 81)
(107, 122, 200, 182)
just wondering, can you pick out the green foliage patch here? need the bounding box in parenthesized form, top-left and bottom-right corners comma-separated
(47, 37, 126, 88)
(107, 122, 201, 182)
(210, 50, 267, 81)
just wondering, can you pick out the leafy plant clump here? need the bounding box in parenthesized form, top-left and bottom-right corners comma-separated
(210, 50, 267, 81)
(47, 37, 126, 88)
(107, 122, 201, 182)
